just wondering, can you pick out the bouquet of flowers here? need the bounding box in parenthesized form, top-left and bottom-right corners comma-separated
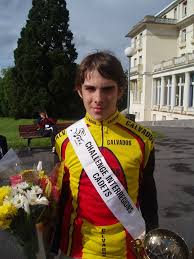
(0, 153, 49, 259)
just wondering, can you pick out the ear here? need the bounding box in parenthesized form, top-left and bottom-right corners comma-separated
(77, 88, 83, 99)
(117, 88, 124, 100)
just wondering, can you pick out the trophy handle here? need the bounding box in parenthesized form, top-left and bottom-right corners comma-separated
(131, 239, 148, 259)
(191, 246, 194, 259)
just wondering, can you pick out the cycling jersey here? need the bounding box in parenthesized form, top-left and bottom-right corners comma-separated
(52, 111, 158, 259)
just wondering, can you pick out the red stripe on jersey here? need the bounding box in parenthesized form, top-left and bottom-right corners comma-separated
(115, 123, 145, 171)
(61, 138, 69, 160)
(125, 229, 137, 259)
(76, 147, 128, 226)
(60, 169, 74, 254)
(70, 217, 83, 258)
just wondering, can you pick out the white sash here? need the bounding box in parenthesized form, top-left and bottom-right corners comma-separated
(66, 119, 145, 240)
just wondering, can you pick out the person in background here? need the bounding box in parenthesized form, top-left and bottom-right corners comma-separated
(37, 111, 58, 153)
(0, 135, 8, 160)
(44, 51, 158, 259)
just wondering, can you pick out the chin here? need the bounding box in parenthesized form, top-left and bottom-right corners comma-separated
(91, 113, 104, 121)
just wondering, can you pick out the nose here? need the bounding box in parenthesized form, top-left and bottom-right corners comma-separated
(94, 89, 103, 104)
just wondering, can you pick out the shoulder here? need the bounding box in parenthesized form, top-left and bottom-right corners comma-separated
(118, 114, 154, 145)
(55, 128, 68, 145)
(55, 129, 68, 160)
(55, 120, 81, 158)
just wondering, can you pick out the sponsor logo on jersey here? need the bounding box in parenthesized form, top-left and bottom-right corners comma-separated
(107, 139, 131, 145)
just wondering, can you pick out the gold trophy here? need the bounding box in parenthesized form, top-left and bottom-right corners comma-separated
(132, 228, 189, 259)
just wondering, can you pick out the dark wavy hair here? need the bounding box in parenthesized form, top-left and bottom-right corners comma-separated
(75, 51, 127, 90)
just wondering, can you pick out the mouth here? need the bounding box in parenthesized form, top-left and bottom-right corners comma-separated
(93, 107, 103, 113)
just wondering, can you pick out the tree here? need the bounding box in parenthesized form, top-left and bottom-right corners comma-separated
(12, 0, 83, 119)
(0, 68, 15, 116)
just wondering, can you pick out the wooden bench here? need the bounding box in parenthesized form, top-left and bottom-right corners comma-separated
(19, 121, 75, 150)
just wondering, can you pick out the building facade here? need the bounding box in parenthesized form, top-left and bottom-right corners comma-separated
(126, 0, 194, 121)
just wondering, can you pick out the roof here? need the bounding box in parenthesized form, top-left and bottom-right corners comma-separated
(126, 15, 177, 37)
(155, 0, 178, 17)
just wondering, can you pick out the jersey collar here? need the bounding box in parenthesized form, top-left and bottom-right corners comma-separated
(85, 111, 120, 126)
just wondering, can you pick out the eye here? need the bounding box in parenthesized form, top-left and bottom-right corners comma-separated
(102, 86, 114, 92)
(85, 86, 96, 92)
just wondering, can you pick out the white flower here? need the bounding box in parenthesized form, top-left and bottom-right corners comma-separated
(31, 185, 42, 195)
(25, 190, 38, 205)
(12, 187, 25, 196)
(11, 193, 30, 213)
(31, 195, 49, 206)
(23, 199, 30, 214)
(14, 182, 29, 190)
(2, 180, 48, 216)
(11, 182, 30, 197)
(25, 188, 48, 206)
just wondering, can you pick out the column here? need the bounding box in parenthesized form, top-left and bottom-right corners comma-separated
(178, 77, 182, 106)
(183, 72, 190, 111)
(171, 74, 176, 109)
(152, 79, 156, 105)
(157, 80, 160, 105)
(167, 78, 170, 105)
(160, 76, 165, 107)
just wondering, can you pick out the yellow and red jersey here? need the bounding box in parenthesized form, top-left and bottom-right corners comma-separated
(52, 111, 158, 259)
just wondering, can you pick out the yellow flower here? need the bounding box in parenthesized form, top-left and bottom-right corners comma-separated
(0, 219, 12, 229)
(0, 203, 18, 229)
(0, 186, 11, 205)
(38, 170, 45, 178)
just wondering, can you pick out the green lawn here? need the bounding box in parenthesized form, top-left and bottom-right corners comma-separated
(0, 117, 164, 150)
(0, 117, 50, 149)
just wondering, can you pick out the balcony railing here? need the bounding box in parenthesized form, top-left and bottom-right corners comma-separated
(153, 53, 194, 72)
(143, 16, 177, 25)
(174, 55, 186, 65)
(161, 105, 171, 112)
(188, 53, 194, 63)
(163, 59, 173, 69)
(152, 105, 160, 111)
(130, 64, 143, 76)
(173, 106, 183, 113)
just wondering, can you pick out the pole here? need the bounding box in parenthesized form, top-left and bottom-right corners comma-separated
(127, 57, 131, 114)
(124, 46, 135, 121)
(126, 56, 135, 122)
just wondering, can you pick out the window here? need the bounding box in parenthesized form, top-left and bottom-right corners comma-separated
(156, 79, 161, 105)
(134, 37, 137, 48)
(182, 1, 187, 17)
(189, 83, 194, 107)
(193, 24, 194, 39)
(176, 75, 184, 106)
(133, 80, 141, 104)
(133, 81, 138, 102)
(166, 78, 172, 106)
(139, 55, 142, 64)
(189, 73, 194, 107)
(162, 116, 166, 120)
(174, 8, 177, 19)
(164, 79, 168, 105)
(153, 114, 156, 121)
(134, 112, 140, 120)
(134, 58, 137, 66)
(139, 33, 143, 47)
(181, 29, 186, 42)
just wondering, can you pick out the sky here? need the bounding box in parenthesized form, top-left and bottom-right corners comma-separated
(0, 0, 173, 71)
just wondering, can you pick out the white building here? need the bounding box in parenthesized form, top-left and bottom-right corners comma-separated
(126, 0, 194, 121)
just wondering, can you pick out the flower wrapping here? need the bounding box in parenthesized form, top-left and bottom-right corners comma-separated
(0, 155, 49, 259)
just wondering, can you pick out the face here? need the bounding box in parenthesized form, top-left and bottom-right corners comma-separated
(78, 70, 123, 121)
(40, 113, 46, 119)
